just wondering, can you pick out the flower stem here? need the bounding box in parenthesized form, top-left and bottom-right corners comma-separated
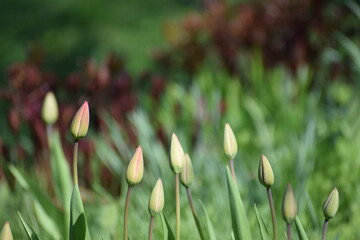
(286, 223, 291, 240)
(321, 220, 329, 240)
(148, 216, 154, 240)
(73, 140, 79, 185)
(175, 173, 181, 240)
(123, 186, 133, 240)
(229, 159, 237, 184)
(186, 188, 206, 240)
(267, 188, 277, 240)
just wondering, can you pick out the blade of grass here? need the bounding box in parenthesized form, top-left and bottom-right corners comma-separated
(18, 212, 41, 240)
(199, 200, 216, 240)
(254, 204, 269, 240)
(295, 216, 309, 240)
(160, 212, 175, 240)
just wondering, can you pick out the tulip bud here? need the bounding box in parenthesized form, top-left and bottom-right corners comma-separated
(70, 101, 89, 139)
(224, 123, 237, 160)
(42, 91, 58, 124)
(0, 222, 13, 240)
(126, 146, 144, 186)
(180, 153, 194, 188)
(258, 154, 274, 188)
(170, 133, 185, 173)
(323, 188, 339, 220)
(149, 179, 164, 216)
(282, 183, 297, 224)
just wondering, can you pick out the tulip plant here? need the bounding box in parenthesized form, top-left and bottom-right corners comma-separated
(6, 94, 340, 240)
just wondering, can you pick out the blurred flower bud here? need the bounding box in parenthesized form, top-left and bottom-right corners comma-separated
(258, 154, 274, 188)
(224, 123, 237, 160)
(180, 153, 194, 188)
(170, 133, 185, 173)
(323, 188, 339, 220)
(42, 91, 59, 124)
(70, 101, 89, 139)
(282, 183, 297, 224)
(0, 222, 13, 240)
(126, 146, 144, 186)
(149, 179, 164, 216)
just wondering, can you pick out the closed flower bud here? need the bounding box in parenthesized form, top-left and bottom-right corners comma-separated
(42, 91, 58, 124)
(170, 133, 185, 173)
(180, 153, 194, 188)
(282, 183, 297, 224)
(258, 154, 274, 188)
(70, 101, 89, 139)
(126, 146, 144, 186)
(0, 222, 13, 240)
(323, 188, 339, 220)
(149, 179, 164, 216)
(224, 123, 237, 160)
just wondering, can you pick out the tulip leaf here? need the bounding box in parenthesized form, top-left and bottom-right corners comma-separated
(254, 204, 269, 240)
(18, 212, 41, 240)
(295, 216, 309, 240)
(199, 200, 216, 240)
(160, 212, 175, 240)
(226, 166, 252, 240)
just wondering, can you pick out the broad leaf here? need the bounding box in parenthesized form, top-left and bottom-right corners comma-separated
(18, 212, 40, 240)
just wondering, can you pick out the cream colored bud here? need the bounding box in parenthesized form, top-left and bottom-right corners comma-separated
(258, 154, 274, 188)
(70, 101, 89, 139)
(126, 146, 144, 186)
(323, 188, 339, 220)
(0, 222, 13, 240)
(180, 153, 194, 188)
(282, 183, 297, 224)
(170, 133, 185, 173)
(224, 123, 238, 160)
(42, 91, 58, 124)
(149, 179, 164, 216)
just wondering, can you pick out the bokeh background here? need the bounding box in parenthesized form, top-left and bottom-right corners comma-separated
(1, 0, 360, 238)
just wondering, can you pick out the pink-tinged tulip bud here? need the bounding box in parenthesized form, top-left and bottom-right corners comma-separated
(70, 101, 89, 139)
(0, 222, 13, 240)
(170, 133, 185, 174)
(323, 188, 339, 220)
(258, 155, 274, 188)
(224, 123, 237, 160)
(42, 91, 58, 124)
(126, 146, 144, 186)
(149, 179, 164, 216)
(180, 153, 194, 188)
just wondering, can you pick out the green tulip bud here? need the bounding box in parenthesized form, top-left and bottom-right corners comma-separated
(42, 91, 58, 124)
(0, 222, 13, 240)
(258, 154, 274, 188)
(180, 153, 194, 188)
(70, 101, 89, 139)
(282, 183, 297, 224)
(170, 133, 185, 173)
(323, 188, 339, 220)
(126, 146, 144, 186)
(224, 123, 237, 160)
(149, 179, 164, 216)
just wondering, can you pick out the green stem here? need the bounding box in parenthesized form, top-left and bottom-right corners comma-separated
(73, 140, 79, 185)
(286, 223, 291, 240)
(186, 188, 205, 240)
(148, 216, 154, 240)
(229, 159, 237, 184)
(175, 173, 180, 240)
(267, 188, 277, 240)
(321, 220, 329, 240)
(123, 186, 133, 240)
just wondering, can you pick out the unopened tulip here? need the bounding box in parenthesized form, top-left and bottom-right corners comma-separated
(323, 188, 339, 220)
(180, 154, 194, 188)
(282, 183, 297, 224)
(42, 91, 58, 124)
(70, 101, 89, 139)
(170, 133, 185, 173)
(149, 179, 164, 216)
(224, 123, 237, 160)
(126, 146, 144, 186)
(258, 155, 274, 188)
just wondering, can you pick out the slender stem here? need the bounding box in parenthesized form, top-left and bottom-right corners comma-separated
(286, 223, 291, 240)
(186, 188, 206, 240)
(267, 188, 277, 240)
(73, 140, 79, 185)
(46, 124, 53, 145)
(148, 216, 155, 240)
(229, 159, 237, 184)
(321, 220, 329, 240)
(175, 174, 181, 240)
(123, 186, 133, 240)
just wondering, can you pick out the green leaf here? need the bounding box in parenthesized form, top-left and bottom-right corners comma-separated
(160, 212, 175, 240)
(198, 200, 216, 240)
(254, 204, 269, 240)
(18, 212, 41, 240)
(69, 184, 91, 240)
(0, 222, 13, 240)
(190, 206, 206, 240)
(295, 216, 309, 240)
(226, 166, 252, 240)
